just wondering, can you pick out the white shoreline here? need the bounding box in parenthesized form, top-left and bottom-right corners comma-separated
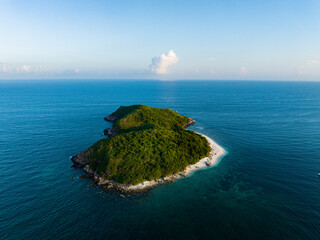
(115, 133, 226, 192)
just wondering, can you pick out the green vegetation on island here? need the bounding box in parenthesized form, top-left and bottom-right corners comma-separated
(79, 105, 211, 185)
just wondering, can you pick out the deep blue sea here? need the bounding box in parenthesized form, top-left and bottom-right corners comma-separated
(1, 80, 320, 240)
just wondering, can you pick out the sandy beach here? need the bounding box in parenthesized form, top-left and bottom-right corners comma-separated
(114, 133, 226, 192)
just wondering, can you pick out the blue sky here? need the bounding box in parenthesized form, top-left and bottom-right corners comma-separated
(0, 0, 319, 80)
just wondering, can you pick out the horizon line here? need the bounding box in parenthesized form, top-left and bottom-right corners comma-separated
(0, 78, 320, 83)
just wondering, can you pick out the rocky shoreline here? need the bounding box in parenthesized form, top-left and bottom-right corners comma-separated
(71, 134, 225, 194)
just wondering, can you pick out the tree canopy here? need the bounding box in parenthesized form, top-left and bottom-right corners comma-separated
(88, 105, 210, 185)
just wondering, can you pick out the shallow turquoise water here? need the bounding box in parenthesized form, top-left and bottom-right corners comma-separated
(1, 80, 320, 239)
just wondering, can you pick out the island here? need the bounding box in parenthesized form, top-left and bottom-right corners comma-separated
(71, 105, 226, 193)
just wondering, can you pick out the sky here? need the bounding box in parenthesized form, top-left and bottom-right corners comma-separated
(0, 0, 319, 81)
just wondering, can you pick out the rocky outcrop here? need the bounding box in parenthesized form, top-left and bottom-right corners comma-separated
(71, 148, 93, 168)
(104, 115, 117, 122)
(103, 114, 118, 136)
(205, 161, 212, 167)
(98, 177, 109, 185)
(84, 165, 94, 176)
(103, 127, 117, 137)
(184, 118, 196, 128)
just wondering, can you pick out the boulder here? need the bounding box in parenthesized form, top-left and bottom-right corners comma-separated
(98, 177, 109, 185)
(84, 165, 94, 176)
(184, 118, 196, 128)
(71, 148, 93, 168)
(79, 175, 89, 179)
(103, 127, 117, 137)
(93, 175, 98, 183)
(163, 176, 171, 182)
(104, 115, 118, 122)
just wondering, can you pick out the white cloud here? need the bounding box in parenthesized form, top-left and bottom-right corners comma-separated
(0, 63, 9, 72)
(240, 66, 248, 76)
(149, 50, 179, 74)
(298, 60, 319, 74)
(0, 64, 82, 76)
(0, 63, 48, 73)
(209, 57, 216, 61)
(16, 65, 32, 72)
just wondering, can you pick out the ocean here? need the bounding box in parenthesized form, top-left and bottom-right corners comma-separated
(1, 80, 320, 239)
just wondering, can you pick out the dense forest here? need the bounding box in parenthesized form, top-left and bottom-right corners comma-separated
(88, 105, 210, 184)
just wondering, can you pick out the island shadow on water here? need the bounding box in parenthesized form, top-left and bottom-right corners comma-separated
(71, 105, 226, 194)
